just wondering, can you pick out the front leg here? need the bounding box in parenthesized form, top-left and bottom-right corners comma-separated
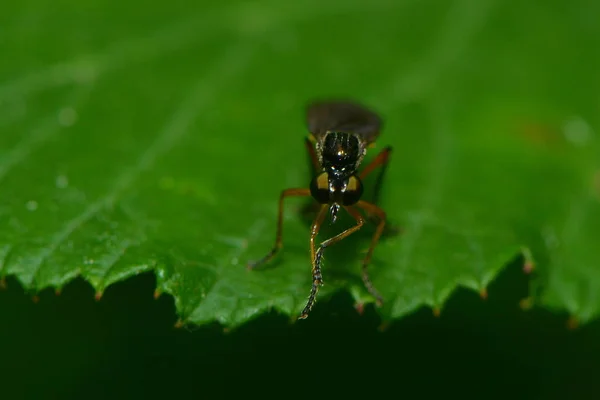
(360, 146, 392, 206)
(298, 204, 328, 319)
(247, 188, 311, 270)
(299, 205, 366, 319)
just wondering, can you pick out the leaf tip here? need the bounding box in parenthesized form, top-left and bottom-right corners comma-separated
(174, 319, 184, 329)
(479, 288, 488, 300)
(523, 261, 535, 274)
(153, 289, 162, 300)
(354, 302, 365, 316)
(521, 247, 535, 274)
(94, 291, 103, 301)
(432, 307, 441, 318)
(0, 277, 6, 290)
(566, 316, 579, 331)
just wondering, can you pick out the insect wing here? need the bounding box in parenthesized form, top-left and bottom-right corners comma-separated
(306, 100, 382, 144)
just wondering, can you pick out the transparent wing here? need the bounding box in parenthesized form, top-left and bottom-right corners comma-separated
(306, 100, 382, 144)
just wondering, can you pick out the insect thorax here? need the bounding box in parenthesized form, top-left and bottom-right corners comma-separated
(311, 132, 365, 207)
(318, 131, 365, 175)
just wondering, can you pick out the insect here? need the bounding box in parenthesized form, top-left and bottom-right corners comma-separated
(247, 100, 392, 319)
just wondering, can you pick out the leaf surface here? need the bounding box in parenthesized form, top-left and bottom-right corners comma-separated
(1, 0, 599, 327)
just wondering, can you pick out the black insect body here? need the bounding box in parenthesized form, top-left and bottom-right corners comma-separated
(247, 100, 392, 319)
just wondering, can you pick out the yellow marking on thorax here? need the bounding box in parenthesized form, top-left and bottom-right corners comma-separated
(316, 172, 329, 190)
(346, 176, 359, 191)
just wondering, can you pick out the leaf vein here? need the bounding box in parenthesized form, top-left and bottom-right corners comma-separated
(28, 41, 261, 289)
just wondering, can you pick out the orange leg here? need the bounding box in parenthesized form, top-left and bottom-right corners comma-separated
(247, 188, 311, 270)
(299, 137, 322, 219)
(297, 204, 329, 319)
(300, 205, 366, 319)
(309, 205, 329, 267)
(355, 200, 386, 305)
(360, 146, 392, 206)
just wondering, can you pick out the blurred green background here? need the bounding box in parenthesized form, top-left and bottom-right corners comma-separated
(1, 0, 599, 398)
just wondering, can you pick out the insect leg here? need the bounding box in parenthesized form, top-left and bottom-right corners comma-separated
(299, 205, 365, 319)
(298, 136, 322, 219)
(360, 146, 392, 206)
(355, 200, 386, 306)
(297, 204, 329, 319)
(247, 188, 311, 270)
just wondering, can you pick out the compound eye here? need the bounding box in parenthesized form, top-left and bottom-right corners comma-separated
(310, 172, 330, 204)
(342, 175, 363, 205)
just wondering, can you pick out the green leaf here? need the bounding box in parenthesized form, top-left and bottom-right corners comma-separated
(1, 0, 599, 328)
